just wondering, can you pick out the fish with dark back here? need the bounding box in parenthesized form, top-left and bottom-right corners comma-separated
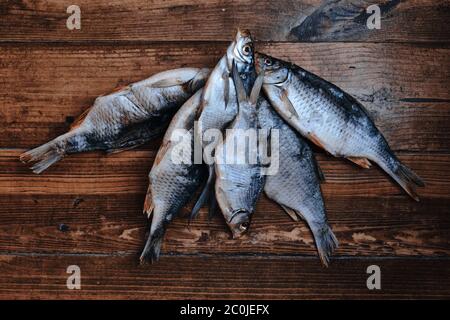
(214, 63, 265, 239)
(140, 89, 206, 263)
(257, 96, 338, 266)
(18, 29, 425, 267)
(20, 67, 210, 174)
(255, 52, 424, 201)
(191, 29, 257, 220)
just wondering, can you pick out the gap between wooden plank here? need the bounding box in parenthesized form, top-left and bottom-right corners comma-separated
(0, 251, 449, 260)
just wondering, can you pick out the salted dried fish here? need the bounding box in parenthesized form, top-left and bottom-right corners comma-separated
(257, 97, 338, 266)
(256, 53, 424, 200)
(20, 67, 210, 173)
(140, 89, 205, 263)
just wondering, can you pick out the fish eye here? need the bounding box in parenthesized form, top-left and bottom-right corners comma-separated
(240, 222, 249, 231)
(264, 58, 272, 66)
(242, 44, 252, 56)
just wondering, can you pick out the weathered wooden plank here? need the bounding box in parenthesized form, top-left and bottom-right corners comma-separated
(288, 0, 450, 42)
(0, 149, 446, 198)
(0, 0, 448, 302)
(0, 149, 448, 257)
(0, 193, 448, 257)
(0, 0, 448, 42)
(1, 43, 449, 151)
(0, 255, 448, 299)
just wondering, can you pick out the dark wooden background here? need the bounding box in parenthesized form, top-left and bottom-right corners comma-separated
(0, 0, 449, 299)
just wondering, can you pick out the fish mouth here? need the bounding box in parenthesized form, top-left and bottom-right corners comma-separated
(229, 209, 251, 239)
(237, 28, 252, 39)
(232, 230, 247, 239)
(229, 209, 249, 223)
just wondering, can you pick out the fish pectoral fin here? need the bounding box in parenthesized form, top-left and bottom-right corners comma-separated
(281, 205, 300, 222)
(347, 157, 372, 169)
(280, 89, 300, 120)
(143, 186, 154, 219)
(308, 133, 326, 151)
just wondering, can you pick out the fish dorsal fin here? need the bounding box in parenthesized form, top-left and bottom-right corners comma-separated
(150, 69, 206, 89)
(150, 77, 190, 88)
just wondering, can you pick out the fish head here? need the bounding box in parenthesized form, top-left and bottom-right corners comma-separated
(228, 29, 254, 72)
(216, 185, 252, 238)
(227, 208, 252, 239)
(255, 52, 289, 85)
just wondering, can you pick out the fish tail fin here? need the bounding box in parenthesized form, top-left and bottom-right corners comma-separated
(190, 165, 215, 220)
(288, 206, 338, 267)
(19, 131, 80, 174)
(398, 160, 425, 186)
(391, 163, 424, 202)
(310, 223, 339, 267)
(376, 153, 425, 201)
(140, 227, 165, 264)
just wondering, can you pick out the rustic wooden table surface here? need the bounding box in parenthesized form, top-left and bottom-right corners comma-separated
(0, 0, 449, 299)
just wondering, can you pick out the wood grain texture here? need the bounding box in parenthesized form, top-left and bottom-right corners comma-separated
(1, 150, 447, 198)
(1, 0, 449, 300)
(0, 0, 449, 42)
(0, 255, 449, 299)
(0, 193, 448, 257)
(0, 149, 448, 258)
(288, 0, 450, 42)
(1, 42, 449, 151)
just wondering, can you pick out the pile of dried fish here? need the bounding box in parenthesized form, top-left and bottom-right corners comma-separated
(20, 29, 424, 267)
